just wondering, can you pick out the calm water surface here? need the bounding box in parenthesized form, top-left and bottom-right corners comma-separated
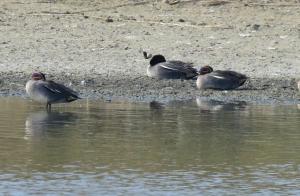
(0, 98, 300, 195)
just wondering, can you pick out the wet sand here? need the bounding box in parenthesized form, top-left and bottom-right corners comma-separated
(0, 0, 299, 103)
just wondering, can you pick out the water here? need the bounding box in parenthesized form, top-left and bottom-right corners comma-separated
(0, 97, 300, 195)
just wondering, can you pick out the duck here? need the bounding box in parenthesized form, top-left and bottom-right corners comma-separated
(196, 66, 247, 90)
(25, 72, 80, 110)
(143, 51, 198, 80)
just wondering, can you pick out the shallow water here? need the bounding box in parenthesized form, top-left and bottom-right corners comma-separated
(0, 97, 300, 195)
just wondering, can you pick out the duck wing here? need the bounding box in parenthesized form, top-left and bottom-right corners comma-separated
(213, 70, 246, 78)
(161, 61, 198, 78)
(43, 81, 80, 102)
(213, 70, 247, 85)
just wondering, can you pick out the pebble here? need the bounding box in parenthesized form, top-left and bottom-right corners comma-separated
(252, 24, 260, 30)
(106, 17, 113, 22)
(279, 35, 288, 39)
(239, 33, 251, 37)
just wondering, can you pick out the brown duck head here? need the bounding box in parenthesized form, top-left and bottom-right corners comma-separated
(199, 66, 213, 75)
(31, 72, 46, 81)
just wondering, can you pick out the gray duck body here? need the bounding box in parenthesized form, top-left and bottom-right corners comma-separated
(197, 66, 247, 90)
(26, 72, 79, 106)
(146, 54, 198, 80)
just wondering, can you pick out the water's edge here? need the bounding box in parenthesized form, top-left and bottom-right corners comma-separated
(0, 72, 299, 104)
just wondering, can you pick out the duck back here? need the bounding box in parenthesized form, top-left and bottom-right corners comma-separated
(147, 61, 198, 80)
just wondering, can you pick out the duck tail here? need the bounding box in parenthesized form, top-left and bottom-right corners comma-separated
(239, 76, 248, 86)
(142, 51, 152, 59)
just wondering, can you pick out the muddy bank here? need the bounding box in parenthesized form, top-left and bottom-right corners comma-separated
(0, 0, 299, 104)
(0, 71, 299, 104)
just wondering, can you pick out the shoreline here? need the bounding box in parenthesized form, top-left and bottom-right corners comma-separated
(0, 72, 299, 104)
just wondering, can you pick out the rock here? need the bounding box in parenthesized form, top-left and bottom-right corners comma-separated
(207, 1, 229, 6)
(106, 17, 113, 23)
(239, 33, 251, 37)
(164, 0, 180, 5)
(199, 22, 207, 26)
(252, 24, 260, 30)
(279, 35, 288, 39)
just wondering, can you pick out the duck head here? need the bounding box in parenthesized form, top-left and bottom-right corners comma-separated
(199, 66, 213, 75)
(150, 55, 166, 66)
(31, 72, 46, 81)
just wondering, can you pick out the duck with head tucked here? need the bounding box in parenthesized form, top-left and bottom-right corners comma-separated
(143, 51, 198, 80)
(26, 72, 80, 111)
(197, 66, 247, 90)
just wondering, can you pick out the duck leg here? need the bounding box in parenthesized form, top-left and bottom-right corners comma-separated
(46, 103, 51, 112)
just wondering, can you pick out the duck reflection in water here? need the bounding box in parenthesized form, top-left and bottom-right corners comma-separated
(149, 101, 165, 111)
(25, 111, 78, 140)
(196, 98, 247, 112)
(149, 101, 166, 121)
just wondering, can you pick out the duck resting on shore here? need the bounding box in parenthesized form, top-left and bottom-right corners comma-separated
(25, 72, 80, 111)
(196, 66, 247, 90)
(143, 51, 198, 80)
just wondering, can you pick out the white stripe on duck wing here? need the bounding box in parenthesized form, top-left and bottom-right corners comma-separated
(211, 75, 226, 80)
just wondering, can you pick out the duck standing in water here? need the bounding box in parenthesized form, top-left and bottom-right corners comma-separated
(197, 66, 247, 90)
(26, 72, 80, 111)
(143, 51, 198, 80)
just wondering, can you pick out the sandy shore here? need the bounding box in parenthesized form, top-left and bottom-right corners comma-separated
(0, 0, 299, 103)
